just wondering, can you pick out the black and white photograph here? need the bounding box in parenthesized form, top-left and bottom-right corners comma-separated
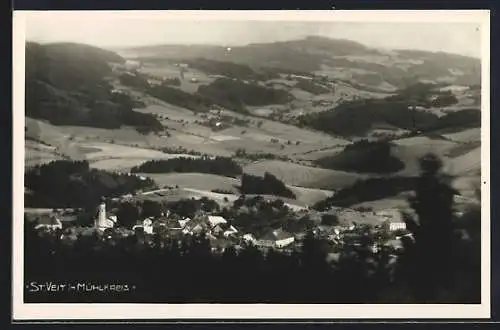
(13, 10, 490, 320)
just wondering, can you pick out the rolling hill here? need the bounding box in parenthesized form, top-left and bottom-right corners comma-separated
(25, 42, 162, 132)
(124, 36, 480, 90)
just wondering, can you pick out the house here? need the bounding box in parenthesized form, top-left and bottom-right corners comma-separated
(34, 215, 63, 231)
(212, 222, 238, 237)
(257, 229, 295, 249)
(384, 221, 407, 232)
(378, 209, 406, 232)
(182, 217, 210, 235)
(223, 225, 238, 238)
(178, 217, 191, 228)
(207, 215, 227, 228)
(133, 217, 154, 234)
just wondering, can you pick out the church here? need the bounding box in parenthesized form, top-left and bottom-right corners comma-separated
(94, 197, 117, 230)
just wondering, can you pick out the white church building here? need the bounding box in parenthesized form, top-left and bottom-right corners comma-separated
(95, 198, 117, 231)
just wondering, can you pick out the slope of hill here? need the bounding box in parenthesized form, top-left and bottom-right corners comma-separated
(297, 85, 480, 138)
(243, 160, 363, 190)
(25, 42, 162, 133)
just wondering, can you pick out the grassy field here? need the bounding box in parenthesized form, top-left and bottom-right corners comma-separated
(443, 128, 481, 143)
(138, 171, 335, 207)
(136, 100, 350, 159)
(392, 136, 459, 175)
(243, 160, 363, 190)
(140, 172, 240, 192)
(25, 139, 65, 166)
(445, 146, 481, 176)
(350, 196, 410, 212)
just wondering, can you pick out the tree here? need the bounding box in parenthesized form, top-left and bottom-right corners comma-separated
(397, 153, 458, 302)
(321, 213, 339, 226)
(117, 202, 141, 228)
(141, 200, 163, 219)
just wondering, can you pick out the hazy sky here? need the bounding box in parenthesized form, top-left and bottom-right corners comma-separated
(22, 12, 482, 58)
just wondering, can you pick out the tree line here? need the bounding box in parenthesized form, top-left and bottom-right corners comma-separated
(130, 157, 243, 177)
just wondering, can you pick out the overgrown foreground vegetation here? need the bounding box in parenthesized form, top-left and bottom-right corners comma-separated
(24, 154, 480, 303)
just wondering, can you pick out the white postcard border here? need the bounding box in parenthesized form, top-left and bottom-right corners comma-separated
(12, 10, 491, 320)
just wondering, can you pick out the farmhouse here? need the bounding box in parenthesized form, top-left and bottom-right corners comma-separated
(182, 215, 212, 235)
(257, 229, 295, 249)
(383, 220, 407, 232)
(377, 209, 406, 232)
(208, 215, 228, 228)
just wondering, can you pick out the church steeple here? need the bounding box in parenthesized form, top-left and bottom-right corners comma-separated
(95, 197, 107, 229)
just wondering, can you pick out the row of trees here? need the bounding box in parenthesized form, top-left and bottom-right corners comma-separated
(234, 148, 290, 161)
(130, 157, 243, 177)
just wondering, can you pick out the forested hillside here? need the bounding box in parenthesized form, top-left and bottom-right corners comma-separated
(25, 42, 162, 133)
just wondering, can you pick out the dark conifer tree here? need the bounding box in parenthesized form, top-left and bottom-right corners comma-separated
(398, 153, 458, 302)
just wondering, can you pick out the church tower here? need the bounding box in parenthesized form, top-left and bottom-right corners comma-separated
(95, 197, 107, 229)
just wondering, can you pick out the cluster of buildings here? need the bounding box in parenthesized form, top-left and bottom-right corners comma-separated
(90, 199, 296, 252)
(30, 196, 408, 256)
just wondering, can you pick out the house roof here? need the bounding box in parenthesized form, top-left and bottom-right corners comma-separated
(178, 218, 191, 228)
(165, 218, 182, 229)
(208, 215, 227, 227)
(273, 228, 293, 241)
(214, 222, 231, 231)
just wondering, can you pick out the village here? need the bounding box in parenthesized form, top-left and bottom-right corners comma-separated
(28, 191, 410, 261)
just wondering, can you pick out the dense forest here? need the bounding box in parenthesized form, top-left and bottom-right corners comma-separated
(184, 58, 280, 81)
(314, 140, 406, 174)
(294, 78, 331, 95)
(119, 71, 294, 115)
(25, 42, 163, 133)
(24, 155, 480, 303)
(297, 98, 437, 137)
(297, 83, 480, 137)
(130, 157, 243, 177)
(240, 173, 296, 199)
(146, 84, 213, 113)
(197, 77, 294, 113)
(25, 160, 157, 209)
